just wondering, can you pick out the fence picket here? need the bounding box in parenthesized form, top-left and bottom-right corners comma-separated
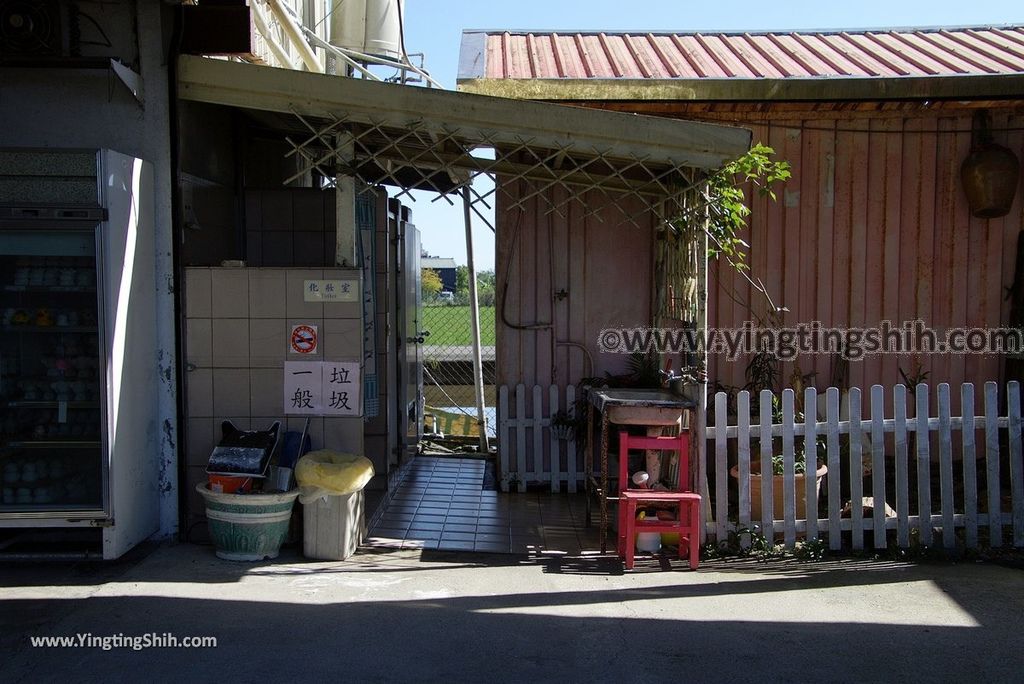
(515, 384, 527, 493)
(715, 391, 728, 545)
(894, 384, 910, 547)
(782, 389, 796, 547)
(985, 382, 1001, 546)
(916, 384, 932, 547)
(805, 387, 819, 541)
(1008, 382, 1023, 547)
(737, 390, 751, 538)
(499, 385, 510, 492)
(962, 384, 978, 548)
(871, 385, 886, 549)
(532, 385, 544, 490)
(827, 387, 842, 550)
(850, 387, 864, 550)
(566, 384, 578, 493)
(938, 384, 955, 549)
(759, 390, 774, 540)
(549, 385, 560, 494)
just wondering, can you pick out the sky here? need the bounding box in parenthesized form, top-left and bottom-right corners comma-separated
(397, 0, 1022, 271)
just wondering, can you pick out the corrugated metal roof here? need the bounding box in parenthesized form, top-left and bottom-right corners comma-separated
(461, 26, 1024, 80)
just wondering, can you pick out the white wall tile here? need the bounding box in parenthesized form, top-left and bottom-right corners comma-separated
(186, 417, 214, 467)
(250, 368, 284, 417)
(322, 318, 361, 358)
(211, 268, 250, 318)
(186, 368, 213, 417)
(250, 318, 286, 368)
(186, 318, 213, 369)
(249, 269, 287, 318)
(185, 268, 212, 318)
(324, 416, 365, 453)
(212, 318, 250, 368)
(212, 369, 250, 416)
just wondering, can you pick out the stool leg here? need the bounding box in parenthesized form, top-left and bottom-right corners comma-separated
(624, 500, 636, 570)
(689, 501, 700, 570)
(616, 499, 626, 556)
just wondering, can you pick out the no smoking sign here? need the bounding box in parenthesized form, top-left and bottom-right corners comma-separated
(290, 324, 318, 354)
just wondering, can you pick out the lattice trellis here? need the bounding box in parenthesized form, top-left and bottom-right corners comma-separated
(284, 108, 708, 231)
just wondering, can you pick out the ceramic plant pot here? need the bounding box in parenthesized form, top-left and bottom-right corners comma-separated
(729, 462, 828, 523)
(196, 484, 299, 561)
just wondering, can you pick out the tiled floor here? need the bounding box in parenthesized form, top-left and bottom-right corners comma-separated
(366, 456, 600, 554)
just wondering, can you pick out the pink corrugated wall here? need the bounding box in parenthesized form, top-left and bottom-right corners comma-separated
(709, 110, 1024, 404)
(495, 181, 654, 390)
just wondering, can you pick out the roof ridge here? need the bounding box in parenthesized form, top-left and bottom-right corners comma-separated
(461, 24, 1024, 39)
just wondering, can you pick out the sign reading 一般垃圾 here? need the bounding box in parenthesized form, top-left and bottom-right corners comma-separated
(284, 361, 361, 417)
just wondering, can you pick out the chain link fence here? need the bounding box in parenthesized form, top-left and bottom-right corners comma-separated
(421, 294, 497, 438)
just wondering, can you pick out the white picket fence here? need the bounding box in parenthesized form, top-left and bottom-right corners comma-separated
(496, 381, 1024, 551)
(707, 382, 1024, 550)
(497, 384, 582, 493)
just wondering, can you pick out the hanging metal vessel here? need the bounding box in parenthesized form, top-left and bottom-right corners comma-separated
(961, 140, 1020, 220)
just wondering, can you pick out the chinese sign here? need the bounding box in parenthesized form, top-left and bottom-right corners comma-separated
(284, 361, 361, 416)
(303, 279, 358, 303)
(289, 324, 318, 354)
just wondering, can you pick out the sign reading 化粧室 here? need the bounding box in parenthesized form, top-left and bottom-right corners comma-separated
(283, 361, 361, 417)
(303, 279, 358, 302)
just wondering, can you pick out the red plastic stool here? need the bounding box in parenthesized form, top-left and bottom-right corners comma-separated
(616, 431, 702, 570)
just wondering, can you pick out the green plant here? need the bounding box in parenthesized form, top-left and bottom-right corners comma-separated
(605, 350, 663, 389)
(707, 522, 784, 561)
(793, 537, 828, 562)
(702, 143, 792, 274)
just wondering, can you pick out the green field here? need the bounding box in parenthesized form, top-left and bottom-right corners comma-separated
(421, 305, 496, 346)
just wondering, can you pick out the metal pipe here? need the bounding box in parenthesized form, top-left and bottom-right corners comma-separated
(462, 185, 490, 453)
(251, 1, 298, 70)
(303, 31, 378, 81)
(264, 0, 323, 73)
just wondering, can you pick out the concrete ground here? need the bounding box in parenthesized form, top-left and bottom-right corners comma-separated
(2, 543, 1023, 683)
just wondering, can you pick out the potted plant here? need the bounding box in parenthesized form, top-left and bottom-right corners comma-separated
(730, 404, 828, 523)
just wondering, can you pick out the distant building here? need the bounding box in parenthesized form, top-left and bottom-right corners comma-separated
(422, 257, 458, 293)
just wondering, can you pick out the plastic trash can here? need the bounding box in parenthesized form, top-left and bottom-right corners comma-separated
(302, 490, 366, 560)
(295, 450, 374, 561)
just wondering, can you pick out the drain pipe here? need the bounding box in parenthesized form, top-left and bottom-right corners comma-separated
(462, 186, 490, 454)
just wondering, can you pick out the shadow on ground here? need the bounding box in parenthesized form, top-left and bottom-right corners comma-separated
(2, 543, 1022, 683)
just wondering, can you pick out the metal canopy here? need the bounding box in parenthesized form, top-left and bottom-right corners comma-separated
(176, 55, 751, 228)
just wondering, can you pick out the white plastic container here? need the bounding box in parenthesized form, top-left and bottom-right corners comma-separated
(636, 530, 662, 554)
(302, 490, 366, 560)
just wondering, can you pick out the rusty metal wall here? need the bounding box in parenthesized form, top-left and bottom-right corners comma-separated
(709, 109, 1024, 403)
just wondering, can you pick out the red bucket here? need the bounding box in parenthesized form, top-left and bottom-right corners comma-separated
(208, 474, 253, 494)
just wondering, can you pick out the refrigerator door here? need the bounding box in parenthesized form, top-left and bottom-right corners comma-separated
(97, 151, 159, 559)
(0, 210, 107, 518)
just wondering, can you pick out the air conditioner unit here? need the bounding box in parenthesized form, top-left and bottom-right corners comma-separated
(0, 0, 66, 60)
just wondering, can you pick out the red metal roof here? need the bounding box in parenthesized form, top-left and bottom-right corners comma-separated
(461, 26, 1024, 80)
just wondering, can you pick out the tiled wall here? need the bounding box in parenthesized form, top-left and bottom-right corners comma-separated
(244, 189, 336, 267)
(182, 266, 365, 529)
